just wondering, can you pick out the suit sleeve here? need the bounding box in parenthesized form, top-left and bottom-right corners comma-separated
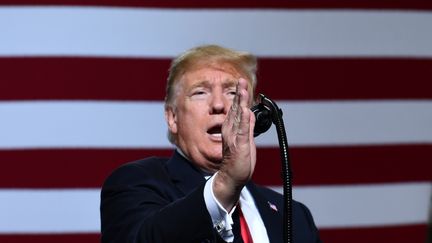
(100, 161, 218, 243)
(294, 201, 322, 243)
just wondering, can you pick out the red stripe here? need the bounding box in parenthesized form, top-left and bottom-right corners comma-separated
(255, 145, 432, 186)
(1, 145, 430, 188)
(2, 57, 432, 101)
(319, 224, 429, 243)
(257, 58, 432, 100)
(1, 58, 169, 101)
(0, 149, 173, 188)
(0, 224, 428, 243)
(0, 0, 432, 10)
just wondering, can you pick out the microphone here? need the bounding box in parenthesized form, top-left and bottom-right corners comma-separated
(251, 94, 274, 137)
(251, 93, 293, 243)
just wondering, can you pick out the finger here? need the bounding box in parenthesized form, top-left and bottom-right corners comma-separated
(230, 81, 242, 131)
(224, 79, 249, 138)
(233, 78, 248, 134)
(236, 92, 250, 137)
(249, 108, 256, 140)
(237, 78, 249, 112)
(222, 80, 241, 139)
(235, 80, 251, 138)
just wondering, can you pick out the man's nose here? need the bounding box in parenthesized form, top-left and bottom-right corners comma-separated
(209, 93, 228, 114)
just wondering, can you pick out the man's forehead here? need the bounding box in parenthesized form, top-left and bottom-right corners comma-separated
(188, 61, 241, 77)
(180, 66, 241, 86)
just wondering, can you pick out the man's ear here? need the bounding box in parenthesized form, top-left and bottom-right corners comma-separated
(165, 106, 178, 134)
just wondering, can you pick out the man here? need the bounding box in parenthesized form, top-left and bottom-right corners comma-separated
(100, 45, 321, 242)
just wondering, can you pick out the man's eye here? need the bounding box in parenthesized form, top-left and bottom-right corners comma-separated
(191, 90, 207, 96)
(228, 90, 237, 96)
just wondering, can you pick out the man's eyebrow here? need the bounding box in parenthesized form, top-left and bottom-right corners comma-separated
(222, 79, 238, 88)
(188, 80, 210, 90)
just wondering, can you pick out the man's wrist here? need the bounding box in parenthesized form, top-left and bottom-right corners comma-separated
(212, 170, 243, 212)
(204, 172, 236, 242)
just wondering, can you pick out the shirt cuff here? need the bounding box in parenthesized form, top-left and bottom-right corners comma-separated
(204, 172, 236, 242)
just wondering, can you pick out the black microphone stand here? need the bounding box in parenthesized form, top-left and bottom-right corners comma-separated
(252, 93, 293, 243)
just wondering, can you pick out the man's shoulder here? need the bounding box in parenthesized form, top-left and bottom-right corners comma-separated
(251, 184, 311, 213)
(114, 156, 170, 175)
(252, 184, 283, 200)
(126, 156, 169, 169)
(102, 156, 171, 187)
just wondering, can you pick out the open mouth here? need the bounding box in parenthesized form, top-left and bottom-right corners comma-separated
(207, 125, 222, 138)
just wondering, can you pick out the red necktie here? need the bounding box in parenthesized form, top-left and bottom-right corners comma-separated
(239, 207, 253, 243)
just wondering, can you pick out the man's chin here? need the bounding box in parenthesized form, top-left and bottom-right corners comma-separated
(206, 155, 223, 168)
(208, 155, 222, 163)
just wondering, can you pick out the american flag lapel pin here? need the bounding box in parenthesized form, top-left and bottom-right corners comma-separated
(267, 201, 278, 212)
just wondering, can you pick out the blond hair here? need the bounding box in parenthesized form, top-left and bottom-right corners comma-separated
(165, 44, 258, 143)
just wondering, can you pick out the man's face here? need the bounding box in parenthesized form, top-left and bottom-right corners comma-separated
(165, 65, 249, 173)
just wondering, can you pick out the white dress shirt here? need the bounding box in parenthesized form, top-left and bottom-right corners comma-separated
(175, 148, 269, 242)
(204, 173, 270, 243)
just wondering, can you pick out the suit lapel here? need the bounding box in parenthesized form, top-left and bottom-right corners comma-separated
(165, 150, 207, 196)
(166, 151, 282, 242)
(247, 183, 283, 243)
(166, 151, 227, 243)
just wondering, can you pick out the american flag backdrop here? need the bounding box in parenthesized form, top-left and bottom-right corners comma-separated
(1, 1, 432, 242)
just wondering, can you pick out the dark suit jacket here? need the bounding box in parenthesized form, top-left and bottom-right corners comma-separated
(100, 151, 321, 243)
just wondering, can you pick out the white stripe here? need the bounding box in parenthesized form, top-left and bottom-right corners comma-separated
(1, 189, 99, 233)
(256, 100, 432, 146)
(1, 7, 432, 57)
(1, 182, 429, 232)
(1, 100, 431, 149)
(282, 182, 432, 228)
(0, 101, 172, 149)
